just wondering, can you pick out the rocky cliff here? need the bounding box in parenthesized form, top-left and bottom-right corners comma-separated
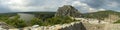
(55, 5, 81, 17)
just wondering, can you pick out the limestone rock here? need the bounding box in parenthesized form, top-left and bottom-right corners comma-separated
(0, 22, 12, 29)
(55, 5, 81, 17)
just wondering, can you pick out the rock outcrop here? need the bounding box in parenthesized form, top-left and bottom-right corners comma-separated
(59, 22, 86, 30)
(0, 22, 13, 30)
(55, 5, 81, 17)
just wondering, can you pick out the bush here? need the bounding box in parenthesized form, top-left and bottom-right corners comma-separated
(29, 18, 43, 26)
(46, 16, 74, 25)
(114, 19, 120, 23)
(5, 15, 27, 28)
(29, 16, 75, 26)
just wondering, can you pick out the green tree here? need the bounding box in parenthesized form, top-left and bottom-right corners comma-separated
(30, 18, 43, 26)
(46, 16, 74, 25)
(5, 15, 27, 28)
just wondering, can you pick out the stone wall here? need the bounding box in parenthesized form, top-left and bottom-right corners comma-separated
(0, 21, 83, 30)
(83, 23, 105, 30)
(59, 22, 86, 30)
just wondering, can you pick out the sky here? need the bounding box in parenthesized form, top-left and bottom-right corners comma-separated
(0, 0, 120, 13)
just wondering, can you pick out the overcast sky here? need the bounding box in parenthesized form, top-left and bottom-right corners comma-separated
(0, 0, 120, 13)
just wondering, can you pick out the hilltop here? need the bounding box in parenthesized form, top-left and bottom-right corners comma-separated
(82, 10, 120, 19)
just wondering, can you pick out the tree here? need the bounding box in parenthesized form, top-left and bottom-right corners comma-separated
(5, 15, 27, 28)
(30, 18, 43, 26)
(46, 16, 74, 25)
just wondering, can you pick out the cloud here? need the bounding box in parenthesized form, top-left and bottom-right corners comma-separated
(0, 0, 29, 12)
(71, 1, 102, 12)
(82, 0, 120, 12)
(0, 0, 120, 13)
(0, 4, 12, 13)
(107, 1, 119, 7)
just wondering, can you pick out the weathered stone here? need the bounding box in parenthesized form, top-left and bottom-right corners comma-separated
(55, 5, 81, 17)
(59, 22, 86, 30)
(0, 22, 13, 29)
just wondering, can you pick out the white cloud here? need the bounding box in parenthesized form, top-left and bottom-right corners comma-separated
(7, 0, 27, 5)
(71, 1, 99, 12)
(72, 1, 87, 6)
(0, 0, 29, 11)
(99, 8, 105, 11)
(0, 0, 57, 12)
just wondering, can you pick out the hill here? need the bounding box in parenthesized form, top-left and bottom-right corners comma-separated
(82, 10, 120, 20)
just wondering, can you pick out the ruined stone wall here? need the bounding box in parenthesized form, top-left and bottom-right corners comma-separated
(83, 23, 105, 30)
(59, 22, 86, 30)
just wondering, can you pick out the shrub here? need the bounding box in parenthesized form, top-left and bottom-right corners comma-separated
(29, 18, 43, 26)
(46, 16, 74, 25)
(114, 19, 120, 23)
(5, 15, 27, 28)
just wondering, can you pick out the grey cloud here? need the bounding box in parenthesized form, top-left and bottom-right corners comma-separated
(27, 0, 63, 6)
(103, 0, 120, 11)
(0, 0, 120, 13)
(81, 0, 106, 9)
(79, 0, 120, 12)
(0, 5, 12, 13)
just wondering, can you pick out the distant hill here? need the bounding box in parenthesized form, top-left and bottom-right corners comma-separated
(82, 10, 120, 19)
(0, 13, 17, 17)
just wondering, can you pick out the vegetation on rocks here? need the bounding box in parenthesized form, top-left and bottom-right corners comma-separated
(0, 14, 75, 28)
(46, 16, 75, 25)
(29, 16, 75, 26)
(29, 18, 43, 26)
(3, 15, 27, 28)
(114, 19, 120, 23)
